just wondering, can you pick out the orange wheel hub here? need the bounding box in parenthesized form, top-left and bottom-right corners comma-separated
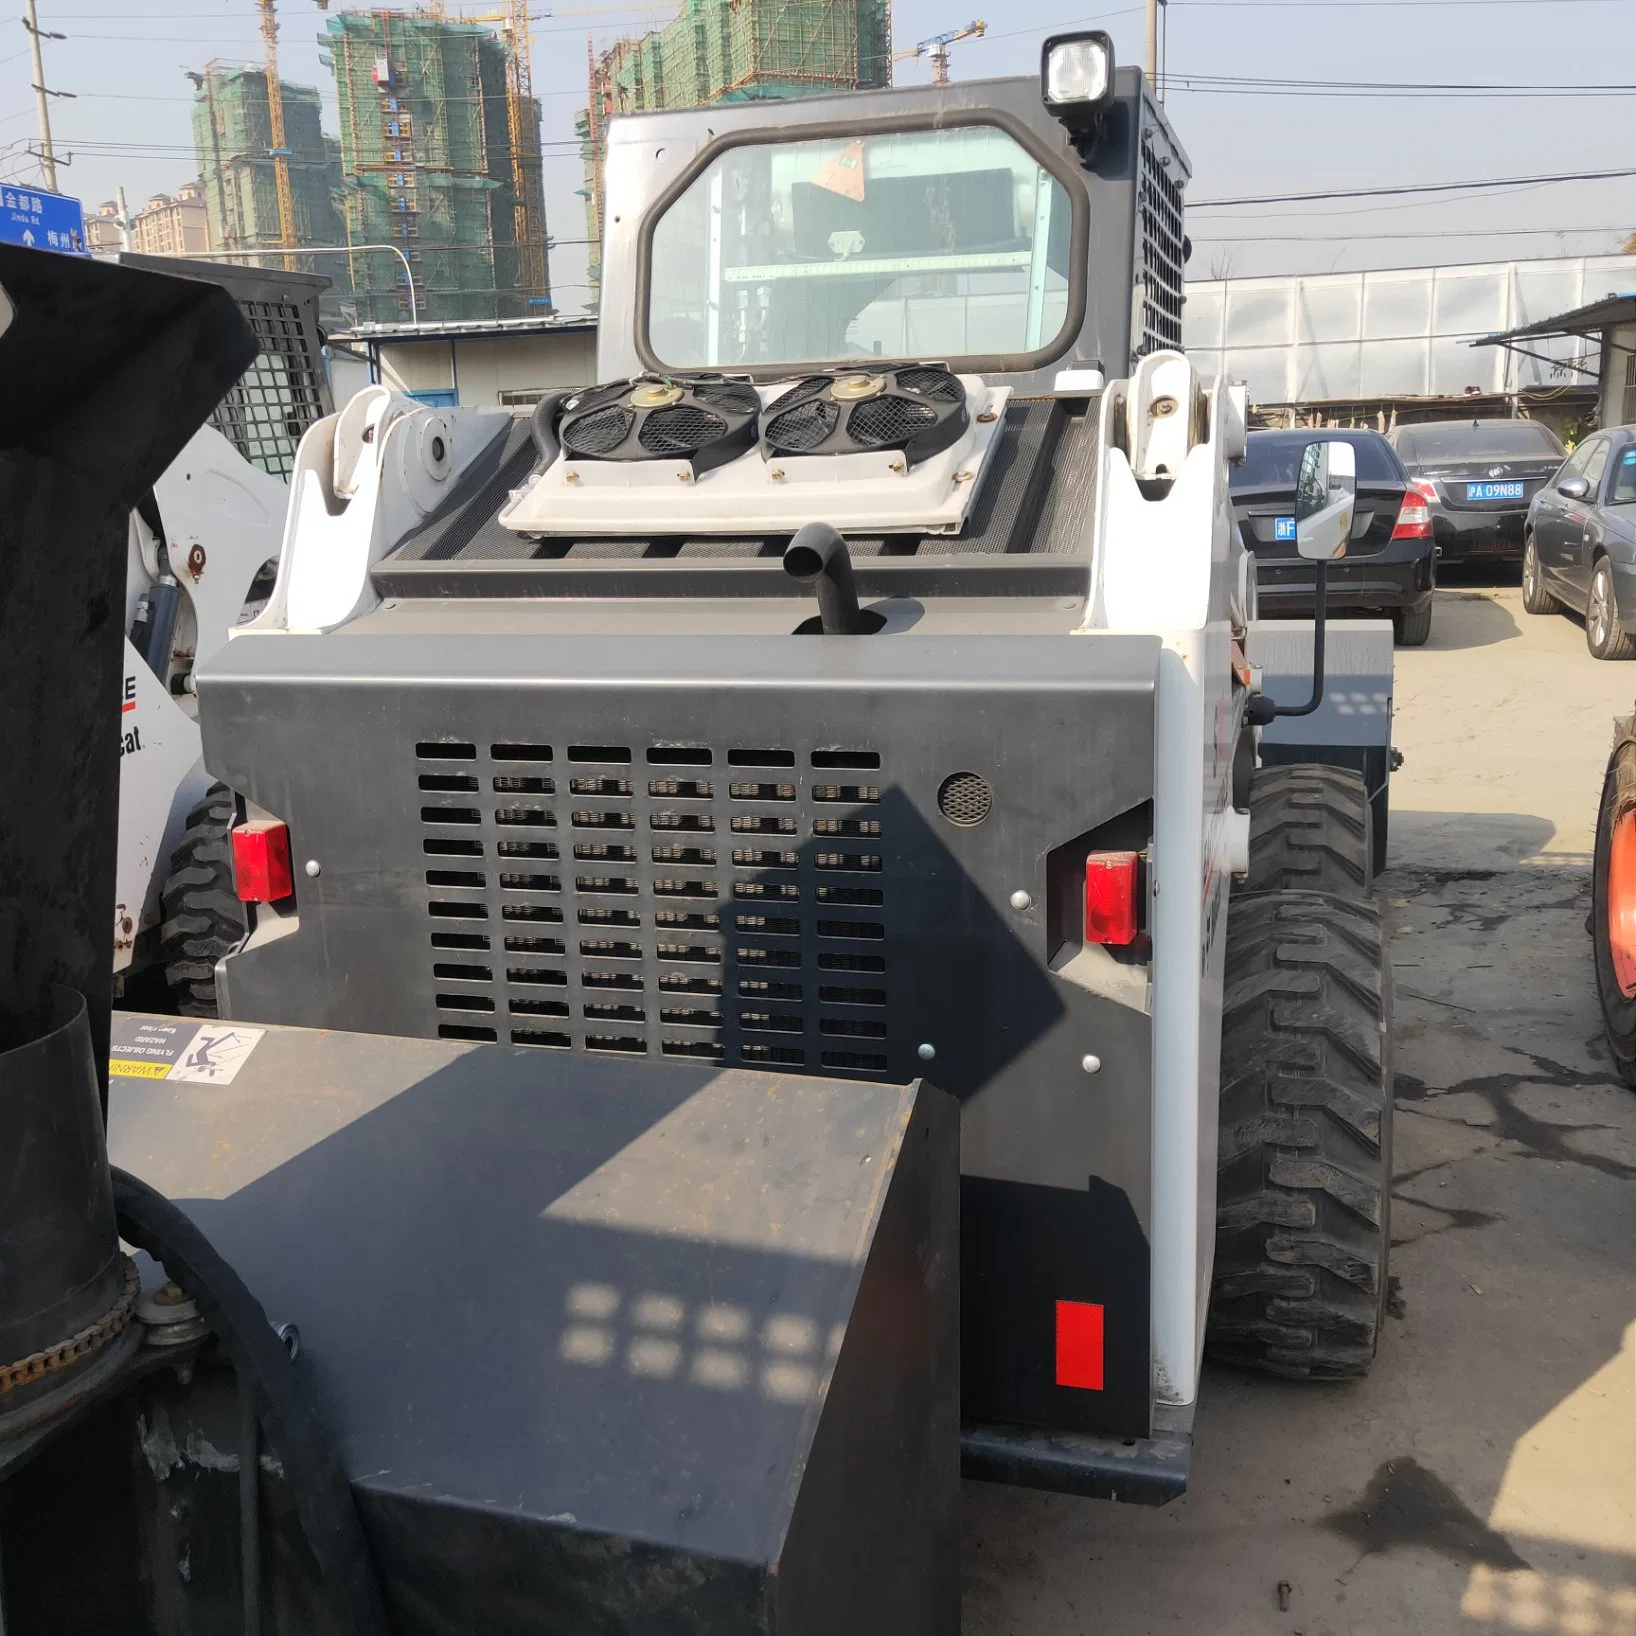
(1608, 810, 1636, 998)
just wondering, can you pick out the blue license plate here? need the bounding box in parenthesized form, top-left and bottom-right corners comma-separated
(1273, 516, 1296, 541)
(1466, 480, 1525, 501)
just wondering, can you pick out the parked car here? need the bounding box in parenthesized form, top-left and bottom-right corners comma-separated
(1387, 418, 1566, 566)
(1522, 427, 1636, 660)
(1230, 428, 1437, 646)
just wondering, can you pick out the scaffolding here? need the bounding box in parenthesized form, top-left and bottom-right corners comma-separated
(191, 65, 346, 271)
(577, 0, 890, 293)
(325, 9, 551, 324)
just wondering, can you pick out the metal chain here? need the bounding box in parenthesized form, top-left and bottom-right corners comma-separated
(0, 1256, 141, 1395)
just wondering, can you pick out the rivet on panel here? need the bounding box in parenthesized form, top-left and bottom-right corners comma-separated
(1009, 889, 1033, 911)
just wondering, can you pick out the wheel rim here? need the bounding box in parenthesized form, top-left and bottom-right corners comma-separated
(1591, 568, 1610, 647)
(1609, 810, 1636, 997)
(1524, 544, 1537, 598)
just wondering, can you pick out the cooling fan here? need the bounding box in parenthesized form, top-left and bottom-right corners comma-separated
(761, 365, 969, 468)
(557, 374, 761, 475)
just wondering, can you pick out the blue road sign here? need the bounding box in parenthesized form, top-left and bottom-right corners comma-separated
(0, 187, 87, 255)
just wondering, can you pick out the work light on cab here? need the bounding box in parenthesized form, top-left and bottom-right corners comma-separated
(1042, 31, 1114, 125)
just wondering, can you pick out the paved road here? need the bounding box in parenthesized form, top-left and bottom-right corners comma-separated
(965, 586, 1636, 1636)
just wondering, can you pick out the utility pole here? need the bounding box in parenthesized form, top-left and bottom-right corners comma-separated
(1145, 0, 1163, 94)
(23, 0, 60, 192)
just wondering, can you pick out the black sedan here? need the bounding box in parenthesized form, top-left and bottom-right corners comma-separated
(1523, 427, 1636, 660)
(1230, 428, 1437, 647)
(1387, 418, 1566, 566)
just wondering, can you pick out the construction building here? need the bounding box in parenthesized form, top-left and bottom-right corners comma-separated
(191, 66, 346, 264)
(323, 9, 551, 325)
(576, 0, 891, 293)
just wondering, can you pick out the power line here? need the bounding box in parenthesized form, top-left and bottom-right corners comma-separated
(1174, 0, 1630, 7)
(1194, 166, 1636, 208)
(1169, 73, 1636, 98)
(1192, 224, 1631, 243)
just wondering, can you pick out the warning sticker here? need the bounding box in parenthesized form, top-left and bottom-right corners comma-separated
(168, 1026, 265, 1085)
(110, 1016, 198, 1077)
(109, 1016, 265, 1086)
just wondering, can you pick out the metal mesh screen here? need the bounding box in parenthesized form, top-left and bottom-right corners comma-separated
(1136, 125, 1186, 360)
(208, 299, 328, 479)
(847, 396, 937, 447)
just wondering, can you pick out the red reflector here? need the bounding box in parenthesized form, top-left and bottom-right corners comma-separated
(232, 821, 294, 904)
(1084, 850, 1140, 946)
(1055, 1300, 1105, 1391)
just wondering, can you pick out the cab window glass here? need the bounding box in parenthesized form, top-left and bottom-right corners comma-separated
(1611, 447, 1636, 505)
(1559, 441, 1596, 482)
(647, 126, 1075, 370)
(1582, 439, 1612, 496)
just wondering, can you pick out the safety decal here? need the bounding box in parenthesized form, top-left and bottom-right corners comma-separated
(110, 1016, 265, 1085)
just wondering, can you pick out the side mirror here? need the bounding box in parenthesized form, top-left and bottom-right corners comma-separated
(1558, 475, 1592, 500)
(1295, 440, 1356, 561)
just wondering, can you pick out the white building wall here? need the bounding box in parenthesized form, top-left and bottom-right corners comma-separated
(1603, 323, 1636, 430)
(449, 332, 598, 405)
(1185, 254, 1636, 404)
(365, 328, 600, 408)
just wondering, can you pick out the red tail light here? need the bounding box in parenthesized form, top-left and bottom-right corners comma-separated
(232, 821, 294, 903)
(1084, 851, 1141, 946)
(1391, 482, 1434, 540)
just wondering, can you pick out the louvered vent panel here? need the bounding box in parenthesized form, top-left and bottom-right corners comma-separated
(414, 740, 890, 1074)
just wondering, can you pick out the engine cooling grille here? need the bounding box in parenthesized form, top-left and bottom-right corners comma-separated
(848, 396, 936, 447)
(414, 739, 892, 1075)
(563, 406, 634, 456)
(763, 396, 837, 452)
(637, 405, 727, 455)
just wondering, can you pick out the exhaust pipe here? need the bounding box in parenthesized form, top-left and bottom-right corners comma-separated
(783, 522, 865, 635)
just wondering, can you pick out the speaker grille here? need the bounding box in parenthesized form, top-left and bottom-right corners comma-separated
(936, 771, 992, 827)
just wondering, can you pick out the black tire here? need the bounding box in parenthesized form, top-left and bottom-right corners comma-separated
(1245, 764, 1373, 899)
(1393, 596, 1433, 648)
(1209, 891, 1393, 1379)
(1592, 736, 1636, 1089)
(1521, 534, 1556, 615)
(1586, 558, 1636, 661)
(159, 784, 245, 1017)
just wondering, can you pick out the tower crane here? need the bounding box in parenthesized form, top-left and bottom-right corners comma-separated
(892, 19, 986, 86)
(256, 0, 299, 271)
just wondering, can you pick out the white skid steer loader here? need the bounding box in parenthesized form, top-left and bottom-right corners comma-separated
(110, 253, 330, 1013)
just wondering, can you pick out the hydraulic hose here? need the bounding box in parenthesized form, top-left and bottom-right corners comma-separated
(783, 522, 866, 635)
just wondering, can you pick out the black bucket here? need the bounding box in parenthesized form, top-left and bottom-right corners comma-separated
(0, 990, 125, 1407)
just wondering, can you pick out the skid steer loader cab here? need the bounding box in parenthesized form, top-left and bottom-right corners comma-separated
(203, 60, 1394, 1499)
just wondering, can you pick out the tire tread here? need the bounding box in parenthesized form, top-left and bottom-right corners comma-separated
(1245, 765, 1373, 899)
(1208, 890, 1393, 1379)
(158, 784, 244, 1017)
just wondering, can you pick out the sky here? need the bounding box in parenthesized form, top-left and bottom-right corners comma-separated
(4, 0, 1634, 316)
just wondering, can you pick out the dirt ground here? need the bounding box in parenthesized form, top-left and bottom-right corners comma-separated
(964, 584, 1636, 1636)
